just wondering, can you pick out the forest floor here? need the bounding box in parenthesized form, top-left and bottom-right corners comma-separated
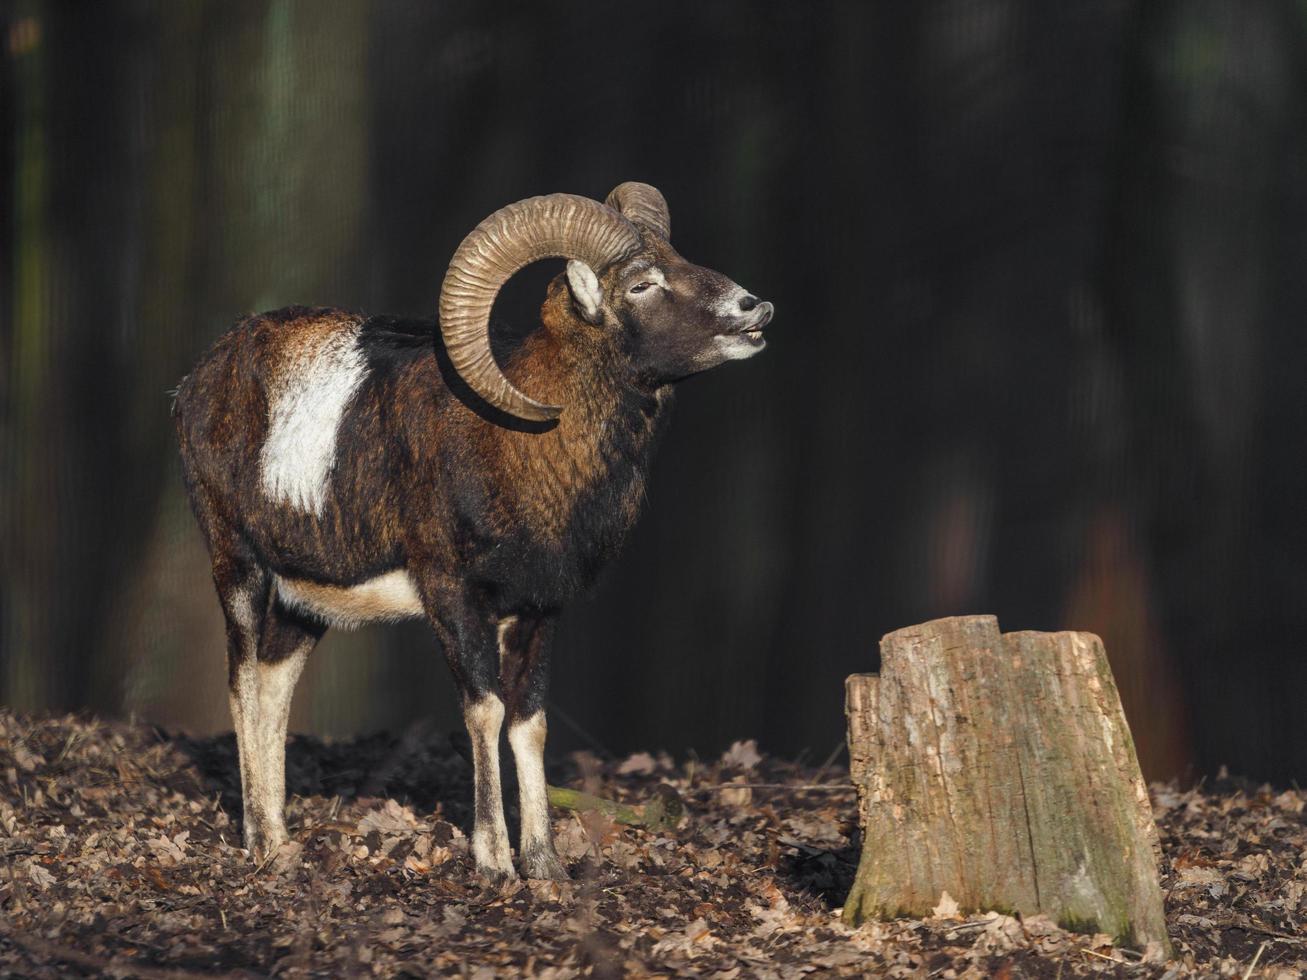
(0, 710, 1303, 978)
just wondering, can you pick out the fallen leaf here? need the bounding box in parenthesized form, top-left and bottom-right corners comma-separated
(618, 752, 657, 776)
(26, 861, 56, 890)
(720, 740, 762, 771)
(271, 840, 303, 875)
(145, 833, 187, 866)
(555, 821, 591, 861)
(719, 784, 752, 807)
(930, 890, 960, 919)
(357, 799, 422, 836)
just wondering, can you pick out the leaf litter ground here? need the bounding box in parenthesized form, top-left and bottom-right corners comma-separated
(1, 710, 1303, 978)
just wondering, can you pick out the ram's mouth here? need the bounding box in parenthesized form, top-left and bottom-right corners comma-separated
(735, 303, 773, 345)
(720, 322, 766, 348)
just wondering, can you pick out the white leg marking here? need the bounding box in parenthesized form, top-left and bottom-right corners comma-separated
(509, 711, 563, 877)
(228, 657, 259, 850)
(496, 615, 519, 673)
(464, 694, 514, 878)
(248, 644, 312, 851)
(259, 326, 368, 514)
(225, 587, 264, 853)
(226, 590, 266, 857)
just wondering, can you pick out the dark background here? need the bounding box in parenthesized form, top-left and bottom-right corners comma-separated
(3, 1, 1305, 784)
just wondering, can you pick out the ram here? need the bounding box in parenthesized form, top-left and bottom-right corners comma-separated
(173, 183, 773, 881)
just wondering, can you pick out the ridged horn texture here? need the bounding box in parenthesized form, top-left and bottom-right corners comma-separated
(439, 193, 643, 422)
(605, 182, 671, 240)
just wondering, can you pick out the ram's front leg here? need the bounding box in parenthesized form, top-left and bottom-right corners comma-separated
(425, 584, 516, 882)
(462, 692, 514, 881)
(500, 614, 568, 880)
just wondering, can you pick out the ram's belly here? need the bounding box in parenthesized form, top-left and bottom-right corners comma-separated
(274, 570, 424, 629)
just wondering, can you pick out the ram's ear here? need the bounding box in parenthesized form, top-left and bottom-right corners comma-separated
(565, 260, 604, 325)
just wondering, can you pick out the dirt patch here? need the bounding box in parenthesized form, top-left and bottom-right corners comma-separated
(1, 710, 1303, 977)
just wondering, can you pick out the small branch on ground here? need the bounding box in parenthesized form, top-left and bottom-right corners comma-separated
(692, 783, 855, 793)
(546, 784, 683, 832)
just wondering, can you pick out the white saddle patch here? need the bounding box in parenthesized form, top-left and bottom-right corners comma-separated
(274, 570, 424, 629)
(259, 327, 367, 514)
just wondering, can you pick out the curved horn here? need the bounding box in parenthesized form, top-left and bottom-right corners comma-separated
(605, 182, 671, 240)
(439, 194, 642, 422)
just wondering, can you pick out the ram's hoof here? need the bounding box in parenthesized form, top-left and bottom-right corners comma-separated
(522, 848, 569, 882)
(246, 824, 289, 865)
(477, 864, 520, 888)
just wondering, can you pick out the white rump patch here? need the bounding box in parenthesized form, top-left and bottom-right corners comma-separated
(260, 327, 367, 513)
(274, 570, 423, 629)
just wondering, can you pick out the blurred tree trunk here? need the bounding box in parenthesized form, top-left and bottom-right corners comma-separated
(3, 5, 161, 714)
(3, 2, 54, 709)
(107, 3, 230, 730)
(1097, 0, 1296, 776)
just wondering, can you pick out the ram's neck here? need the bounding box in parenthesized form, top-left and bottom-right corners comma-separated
(490, 297, 672, 547)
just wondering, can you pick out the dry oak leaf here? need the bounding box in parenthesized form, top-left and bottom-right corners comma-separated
(357, 799, 424, 836)
(930, 890, 960, 919)
(652, 917, 716, 958)
(555, 820, 593, 862)
(618, 752, 658, 776)
(270, 840, 303, 874)
(975, 912, 1025, 954)
(720, 739, 762, 771)
(145, 831, 188, 866)
(25, 860, 56, 890)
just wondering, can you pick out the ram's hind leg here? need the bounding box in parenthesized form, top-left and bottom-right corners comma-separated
(209, 546, 273, 858)
(247, 599, 324, 858)
(211, 547, 321, 859)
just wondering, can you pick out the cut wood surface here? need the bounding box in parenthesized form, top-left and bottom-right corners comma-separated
(844, 615, 1171, 954)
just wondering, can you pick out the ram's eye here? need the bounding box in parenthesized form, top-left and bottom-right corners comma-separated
(628, 282, 654, 295)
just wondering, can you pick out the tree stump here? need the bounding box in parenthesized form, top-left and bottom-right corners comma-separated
(843, 615, 1170, 953)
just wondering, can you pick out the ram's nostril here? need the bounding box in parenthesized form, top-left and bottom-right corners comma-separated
(738, 294, 760, 312)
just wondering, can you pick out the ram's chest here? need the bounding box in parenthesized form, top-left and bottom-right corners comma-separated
(469, 451, 650, 607)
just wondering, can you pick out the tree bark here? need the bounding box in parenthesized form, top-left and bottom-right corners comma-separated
(844, 615, 1170, 954)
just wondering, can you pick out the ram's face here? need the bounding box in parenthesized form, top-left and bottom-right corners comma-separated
(566, 236, 773, 384)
